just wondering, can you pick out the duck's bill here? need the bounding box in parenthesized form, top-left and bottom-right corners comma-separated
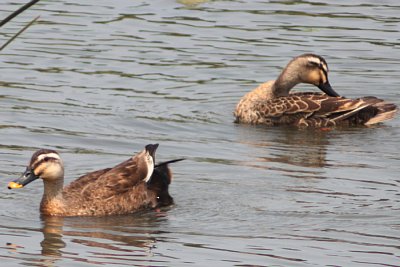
(8, 168, 39, 189)
(318, 81, 340, 97)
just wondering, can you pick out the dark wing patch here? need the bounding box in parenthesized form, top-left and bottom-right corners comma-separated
(147, 159, 183, 207)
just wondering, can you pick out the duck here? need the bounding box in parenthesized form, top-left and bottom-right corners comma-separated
(8, 144, 184, 216)
(234, 53, 397, 127)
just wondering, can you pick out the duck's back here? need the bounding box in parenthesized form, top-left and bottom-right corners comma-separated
(56, 158, 156, 216)
(235, 90, 397, 127)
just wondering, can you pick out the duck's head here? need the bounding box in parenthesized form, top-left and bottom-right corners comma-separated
(290, 54, 340, 97)
(8, 149, 64, 189)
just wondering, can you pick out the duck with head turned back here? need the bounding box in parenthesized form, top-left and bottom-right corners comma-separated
(8, 144, 184, 216)
(234, 54, 397, 127)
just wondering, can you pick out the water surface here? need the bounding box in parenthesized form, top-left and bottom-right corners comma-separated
(0, 0, 399, 266)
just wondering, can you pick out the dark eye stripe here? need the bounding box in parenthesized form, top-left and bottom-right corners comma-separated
(310, 60, 328, 78)
(31, 157, 58, 170)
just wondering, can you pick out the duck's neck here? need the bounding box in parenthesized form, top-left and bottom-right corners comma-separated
(272, 64, 300, 97)
(40, 179, 65, 214)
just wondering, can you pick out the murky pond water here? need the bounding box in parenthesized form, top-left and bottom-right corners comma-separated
(1, 0, 399, 266)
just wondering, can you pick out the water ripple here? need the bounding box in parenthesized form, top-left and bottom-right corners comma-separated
(0, 0, 399, 266)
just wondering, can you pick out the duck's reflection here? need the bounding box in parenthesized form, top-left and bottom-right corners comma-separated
(261, 128, 330, 169)
(40, 210, 169, 263)
(236, 125, 331, 170)
(40, 216, 65, 257)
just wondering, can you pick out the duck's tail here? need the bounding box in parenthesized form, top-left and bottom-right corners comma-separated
(364, 101, 398, 125)
(148, 158, 185, 207)
(330, 96, 397, 126)
(155, 158, 185, 168)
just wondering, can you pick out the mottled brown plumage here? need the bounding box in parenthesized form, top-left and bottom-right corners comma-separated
(8, 144, 182, 216)
(234, 54, 397, 127)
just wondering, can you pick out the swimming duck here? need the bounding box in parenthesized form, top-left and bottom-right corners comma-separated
(234, 54, 397, 127)
(8, 144, 183, 216)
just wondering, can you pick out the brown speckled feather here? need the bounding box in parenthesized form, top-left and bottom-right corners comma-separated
(69, 157, 147, 200)
(64, 168, 111, 194)
(244, 92, 392, 127)
(56, 151, 155, 216)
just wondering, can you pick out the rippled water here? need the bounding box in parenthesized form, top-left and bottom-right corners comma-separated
(1, 0, 399, 266)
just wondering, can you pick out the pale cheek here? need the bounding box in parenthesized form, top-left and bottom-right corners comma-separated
(38, 164, 64, 180)
(34, 165, 45, 176)
(307, 71, 320, 85)
(47, 166, 64, 179)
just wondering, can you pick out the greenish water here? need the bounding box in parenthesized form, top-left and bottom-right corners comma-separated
(0, 0, 399, 266)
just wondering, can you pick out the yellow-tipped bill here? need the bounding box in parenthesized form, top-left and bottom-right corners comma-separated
(8, 181, 23, 189)
(8, 167, 40, 190)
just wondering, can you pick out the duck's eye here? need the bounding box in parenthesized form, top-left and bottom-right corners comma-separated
(308, 61, 320, 68)
(43, 157, 50, 162)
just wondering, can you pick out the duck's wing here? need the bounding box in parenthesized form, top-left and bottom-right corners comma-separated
(254, 92, 393, 127)
(249, 92, 326, 125)
(64, 156, 148, 200)
(64, 168, 112, 193)
(298, 93, 396, 126)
